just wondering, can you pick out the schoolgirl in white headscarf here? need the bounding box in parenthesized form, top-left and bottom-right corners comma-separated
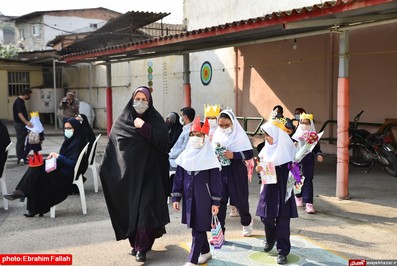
(256, 118, 298, 265)
(211, 109, 254, 238)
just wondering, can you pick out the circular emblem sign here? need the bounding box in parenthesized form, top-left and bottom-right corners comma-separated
(200, 61, 212, 86)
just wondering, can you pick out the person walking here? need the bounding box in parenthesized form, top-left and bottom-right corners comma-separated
(169, 107, 195, 170)
(165, 112, 183, 152)
(13, 88, 33, 165)
(100, 86, 170, 263)
(172, 116, 222, 266)
(212, 109, 254, 238)
(59, 92, 79, 125)
(291, 112, 323, 214)
(256, 112, 298, 265)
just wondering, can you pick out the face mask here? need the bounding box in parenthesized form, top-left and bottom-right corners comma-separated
(208, 119, 217, 129)
(220, 127, 232, 136)
(133, 100, 149, 114)
(64, 129, 74, 139)
(189, 136, 204, 149)
(300, 124, 311, 132)
(179, 116, 185, 126)
(295, 114, 300, 120)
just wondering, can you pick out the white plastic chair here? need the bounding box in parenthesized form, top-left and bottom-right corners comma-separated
(1, 142, 12, 210)
(50, 143, 89, 218)
(167, 170, 176, 204)
(87, 134, 101, 193)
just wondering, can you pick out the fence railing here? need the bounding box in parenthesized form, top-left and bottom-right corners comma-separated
(236, 116, 265, 136)
(235, 116, 395, 145)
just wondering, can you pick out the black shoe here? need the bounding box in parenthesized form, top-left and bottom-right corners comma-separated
(135, 251, 146, 262)
(264, 242, 275, 252)
(23, 212, 44, 218)
(4, 190, 25, 201)
(131, 248, 137, 256)
(277, 254, 287, 265)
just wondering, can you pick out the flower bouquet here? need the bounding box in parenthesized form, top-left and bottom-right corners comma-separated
(285, 131, 323, 202)
(214, 143, 231, 166)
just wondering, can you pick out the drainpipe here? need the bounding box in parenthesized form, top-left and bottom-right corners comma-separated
(336, 31, 350, 199)
(234, 47, 239, 114)
(183, 54, 191, 107)
(53, 59, 58, 130)
(89, 63, 92, 104)
(106, 63, 113, 135)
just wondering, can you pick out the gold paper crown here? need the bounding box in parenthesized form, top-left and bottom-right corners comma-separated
(300, 113, 314, 121)
(204, 104, 221, 117)
(30, 111, 39, 117)
(269, 110, 290, 133)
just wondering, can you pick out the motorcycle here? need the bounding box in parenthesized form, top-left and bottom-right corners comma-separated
(348, 110, 397, 177)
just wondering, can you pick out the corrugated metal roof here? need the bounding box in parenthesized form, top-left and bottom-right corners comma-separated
(61, 0, 397, 63)
(58, 11, 172, 54)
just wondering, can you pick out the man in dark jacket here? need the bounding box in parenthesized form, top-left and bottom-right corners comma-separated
(13, 88, 33, 165)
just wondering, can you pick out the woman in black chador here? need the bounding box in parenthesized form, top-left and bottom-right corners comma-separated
(100, 86, 170, 263)
(5, 118, 86, 217)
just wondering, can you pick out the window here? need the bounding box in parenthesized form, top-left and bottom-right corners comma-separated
(89, 23, 98, 29)
(8, 72, 30, 96)
(32, 24, 40, 36)
(43, 67, 62, 88)
(19, 28, 25, 40)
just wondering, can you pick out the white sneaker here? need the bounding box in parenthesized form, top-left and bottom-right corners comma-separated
(183, 262, 197, 266)
(198, 252, 212, 264)
(229, 206, 240, 217)
(242, 219, 253, 237)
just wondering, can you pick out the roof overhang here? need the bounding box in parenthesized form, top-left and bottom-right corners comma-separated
(61, 0, 397, 64)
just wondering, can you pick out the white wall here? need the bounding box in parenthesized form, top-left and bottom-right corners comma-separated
(184, 0, 323, 29)
(190, 48, 236, 117)
(62, 56, 185, 128)
(42, 15, 106, 49)
(16, 15, 106, 51)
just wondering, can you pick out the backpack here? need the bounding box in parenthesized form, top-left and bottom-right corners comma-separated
(28, 131, 40, 144)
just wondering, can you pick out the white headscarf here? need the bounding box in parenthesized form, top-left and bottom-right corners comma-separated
(26, 115, 44, 133)
(291, 118, 316, 141)
(176, 135, 221, 172)
(211, 109, 252, 152)
(258, 122, 295, 166)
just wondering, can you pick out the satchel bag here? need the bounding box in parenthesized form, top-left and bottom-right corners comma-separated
(211, 214, 224, 249)
(28, 131, 40, 144)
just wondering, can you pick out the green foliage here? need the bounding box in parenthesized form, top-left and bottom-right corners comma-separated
(0, 45, 18, 59)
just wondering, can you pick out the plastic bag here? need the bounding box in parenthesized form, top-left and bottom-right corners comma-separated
(211, 214, 224, 249)
(45, 157, 57, 173)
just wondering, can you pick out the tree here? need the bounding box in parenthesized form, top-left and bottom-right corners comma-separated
(0, 45, 18, 59)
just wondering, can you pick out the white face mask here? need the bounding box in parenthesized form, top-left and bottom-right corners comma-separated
(220, 127, 232, 136)
(189, 136, 204, 149)
(133, 100, 149, 114)
(208, 119, 217, 129)
(295, 114, 300, 120)
(64, 129, 74, 139)
(300, 124, 311, 132)
(179, 116, 185, 126)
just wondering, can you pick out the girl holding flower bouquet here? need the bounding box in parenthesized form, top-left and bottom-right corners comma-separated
(255, 115, 298, 265)
(291, 113, 323, 214)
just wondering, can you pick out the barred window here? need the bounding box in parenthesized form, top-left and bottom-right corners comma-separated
(8, 72, 30, 96)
